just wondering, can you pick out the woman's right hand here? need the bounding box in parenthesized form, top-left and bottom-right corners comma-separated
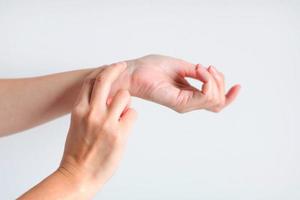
(58, 62, 137, 198)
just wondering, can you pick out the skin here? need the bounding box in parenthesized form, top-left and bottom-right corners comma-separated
(127, 55, 240, 113)
(0, 54, 240, 137)
(0, 54, 240, 198)
(18, 62, 137, 199)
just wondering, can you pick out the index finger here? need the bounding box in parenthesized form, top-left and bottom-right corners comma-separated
(89, 62, 127, 111)
(75, 67, 105, 107)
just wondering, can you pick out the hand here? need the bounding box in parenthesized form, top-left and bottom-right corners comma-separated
(58, 62, 137, 197)
(125, 54, 241, 113)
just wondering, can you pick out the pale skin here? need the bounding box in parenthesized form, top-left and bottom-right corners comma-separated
(0, 54, 240, 199)
(18, 62, 136, 199)
(0, 54, 240, 136)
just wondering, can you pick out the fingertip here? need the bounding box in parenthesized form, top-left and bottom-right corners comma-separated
(208, 65, 217, 75)
(129, 108, 138, 120)
(235, 84, 242, 90)
(225, 84, 241, 106)
(229, 84, 240, 95)
(235, 84, 242, 94)
(196, 64, 210, 83)
(121, 107, 138, 124)
(230, 84, 241, 95)
(108, 89, 131, 120)
(119, 107, 137, 138)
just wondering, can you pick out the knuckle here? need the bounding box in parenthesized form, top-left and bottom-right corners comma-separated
(83, 77, 94, 85)
(72, 106, 85, 117)
(95, 74, 106, 83)
(101, 122, 123, 145)
(108, 132, 122, 145)
(85, 110, 100, 126)
(101, 120, 116, 133)
(120, 89, 130, 97)
(118, 90, 130, 100)
(112, 61, 126, 68)
(97, 67, 117, 82)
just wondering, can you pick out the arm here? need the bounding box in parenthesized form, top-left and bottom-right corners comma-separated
(17, 57, 240, 198)
(0, 68, 94, 136)
(18, 62, 137, 199)
(17, 170, 90, 200)
(0, 54, 240, 137)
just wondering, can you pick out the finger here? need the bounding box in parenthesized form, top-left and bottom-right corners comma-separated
(208, 65, 225, 93)
(120, 108, 137, 137)
(207, 66, 221, 91)
(207, 66, 220, 100)
(184, 63, 210, 83)
(197, 65, 211, 95)
(225, 84, 241, 107)
(106, 96, 113, 106)
(108, 90, 131, 121)
(174, 58, 196, 76)
(215, 68, 225, 90)
(75, 67, 105, 106)
(177, 63, 212, 95)
(176, 66, 214, 111)
(90, 62, 127, 110)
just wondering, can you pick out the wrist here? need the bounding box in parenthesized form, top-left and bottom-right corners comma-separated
(125, 59, 139, 97)
(55, 168, 90, 198)
(18, 168, 96, 200)
(107, 59, 137, 97)
(58, 155, 111, 195)
(56, 165, 99, 199)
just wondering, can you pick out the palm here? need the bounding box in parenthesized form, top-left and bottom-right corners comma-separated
(128, 55, 199, 111)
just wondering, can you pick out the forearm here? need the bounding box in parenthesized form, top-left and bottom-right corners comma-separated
(0, 68, 95, 136)
(18, 169, 93, 200)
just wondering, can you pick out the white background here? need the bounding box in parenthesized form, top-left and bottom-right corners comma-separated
(0, 0, 299, 199)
